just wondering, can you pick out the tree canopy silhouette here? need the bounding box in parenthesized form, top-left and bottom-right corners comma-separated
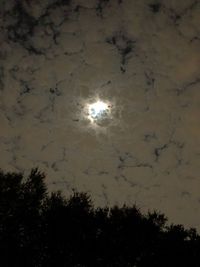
(0, 168, 200, 267)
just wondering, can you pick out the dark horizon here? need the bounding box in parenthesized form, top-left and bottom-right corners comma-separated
(1, 168, 200, 267)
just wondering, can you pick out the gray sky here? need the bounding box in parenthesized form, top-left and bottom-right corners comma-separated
(0, 0, 200, 230)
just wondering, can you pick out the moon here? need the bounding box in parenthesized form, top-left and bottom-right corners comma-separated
(88, 100, 110, 123)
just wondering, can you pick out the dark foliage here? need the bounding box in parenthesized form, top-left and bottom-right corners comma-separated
(0, 169, 200, 267)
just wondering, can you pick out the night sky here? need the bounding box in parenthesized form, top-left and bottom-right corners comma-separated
(0, 0, 200, 230)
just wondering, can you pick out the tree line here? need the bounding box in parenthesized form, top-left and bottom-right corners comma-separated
(0, 168, 200, 267)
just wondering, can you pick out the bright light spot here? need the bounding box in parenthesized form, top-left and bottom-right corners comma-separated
(88, 101, 109, 122)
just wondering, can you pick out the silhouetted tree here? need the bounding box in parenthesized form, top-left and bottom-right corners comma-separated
(0, 168, 200, 267)
(0, 168, 46, 266)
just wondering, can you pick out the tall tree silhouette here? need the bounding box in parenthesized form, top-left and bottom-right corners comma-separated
(0, 168, 46, 266)
(0, 168, 200, 267)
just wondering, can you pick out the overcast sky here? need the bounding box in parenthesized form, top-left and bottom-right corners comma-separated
(0, 0, 200, 230)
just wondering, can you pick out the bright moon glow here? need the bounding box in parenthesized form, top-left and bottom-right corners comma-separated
(88, 101, 109, 121)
